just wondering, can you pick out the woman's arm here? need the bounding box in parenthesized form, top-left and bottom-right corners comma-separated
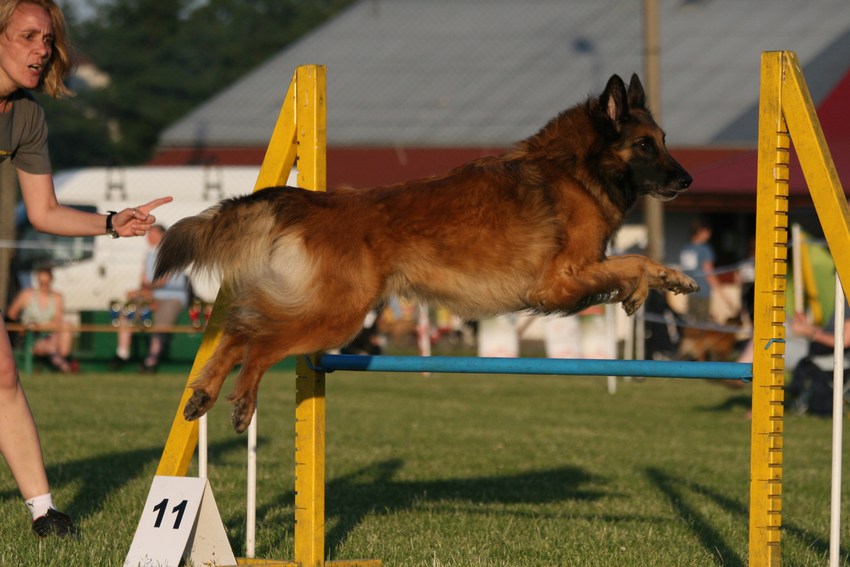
(18, 170, 172, 237)
(791, 312, 850, 349)
(5, 289, 30, 321)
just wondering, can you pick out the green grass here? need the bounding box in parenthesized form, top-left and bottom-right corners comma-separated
(1, 365, 848, 566)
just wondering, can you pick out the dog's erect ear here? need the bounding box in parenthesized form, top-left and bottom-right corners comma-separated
(600, 74, 629, 127)
(627, 73, 647, 110)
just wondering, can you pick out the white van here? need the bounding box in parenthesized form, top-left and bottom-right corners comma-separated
(13, 165, 298, 314)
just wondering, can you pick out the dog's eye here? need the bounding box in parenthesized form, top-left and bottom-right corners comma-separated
(636, 138, 655, 153)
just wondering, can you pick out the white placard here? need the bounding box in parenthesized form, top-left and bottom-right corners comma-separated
(543, 315, 581, 359)
(125, 476, 235, 567)
(477, 315, 519, 357)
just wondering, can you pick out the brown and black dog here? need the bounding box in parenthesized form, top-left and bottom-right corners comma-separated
(156, 73, 698, 432)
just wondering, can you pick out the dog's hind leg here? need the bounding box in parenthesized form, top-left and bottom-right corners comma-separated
(227, 338, 293, 433)
(224, 306, 373, 432)
(227, 361, 273, 434)
(184, 331, 248, 421)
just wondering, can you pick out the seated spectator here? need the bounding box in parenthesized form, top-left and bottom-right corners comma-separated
(110, 225, 189, 372)
(6, 267, 75, 373)
(788, 303, 850, 416)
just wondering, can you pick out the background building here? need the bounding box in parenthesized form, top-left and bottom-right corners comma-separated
(148, 0, 850, 269)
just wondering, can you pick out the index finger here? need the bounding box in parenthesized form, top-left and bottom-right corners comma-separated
(136, 196, 174, 215)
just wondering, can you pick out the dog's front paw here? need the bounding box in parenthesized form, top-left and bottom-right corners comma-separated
(666, 271, 699, 295)
(622, 294, 645, 316)
(184, 390, 215, 421)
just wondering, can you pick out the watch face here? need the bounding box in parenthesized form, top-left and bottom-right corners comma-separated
(106, 211, 119, 238)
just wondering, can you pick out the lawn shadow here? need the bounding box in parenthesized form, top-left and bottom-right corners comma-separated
(698, 393, 752, 413)
(0, 436, 246, 522)
(646, 466, 745, 566)
(645, 466, 845, 565)
(251, 458, 606, 558)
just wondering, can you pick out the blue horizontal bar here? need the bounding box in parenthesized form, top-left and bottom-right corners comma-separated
(318, 355, 753, 382)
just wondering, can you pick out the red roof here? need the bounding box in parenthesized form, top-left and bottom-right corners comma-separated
(674, 68, 850, 204)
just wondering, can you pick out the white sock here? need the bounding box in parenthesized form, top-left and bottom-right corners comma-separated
(116, 346, 130, 360)
(26, 493, 55, 520)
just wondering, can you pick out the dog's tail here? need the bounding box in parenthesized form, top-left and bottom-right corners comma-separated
(154, 192, 281, 284)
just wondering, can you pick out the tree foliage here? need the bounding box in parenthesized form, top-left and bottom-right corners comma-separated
(39, 0, 353, 169)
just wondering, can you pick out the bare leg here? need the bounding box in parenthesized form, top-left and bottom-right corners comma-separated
(56, 323, 74, 358)
(0, 319, 50, 500)
(115, 323, 132, 358)
(32, 336, 70, 372)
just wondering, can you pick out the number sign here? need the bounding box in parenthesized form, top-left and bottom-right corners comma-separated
(124, 476, 235, 567)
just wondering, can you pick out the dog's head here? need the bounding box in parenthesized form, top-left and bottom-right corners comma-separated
(599, 73, 692, 202)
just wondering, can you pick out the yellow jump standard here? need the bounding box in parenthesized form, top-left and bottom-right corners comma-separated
(152, 51, 849, 566)
(749, 50, 850, 567)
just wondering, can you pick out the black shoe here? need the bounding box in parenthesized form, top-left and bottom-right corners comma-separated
(108, 355, 129, 371)
(32, 509, 77, 538)
(139, 358, 158, 374)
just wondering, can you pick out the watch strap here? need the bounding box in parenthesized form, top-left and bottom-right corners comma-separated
(106, 210, 119, 238)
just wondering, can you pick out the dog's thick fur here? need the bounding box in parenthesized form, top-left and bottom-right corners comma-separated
(157, 73, 698, 432)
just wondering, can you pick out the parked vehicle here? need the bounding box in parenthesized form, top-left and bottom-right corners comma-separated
(11, 165, 298, 315)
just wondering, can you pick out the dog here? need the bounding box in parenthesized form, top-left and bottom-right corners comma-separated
(156, 73, 697, 433)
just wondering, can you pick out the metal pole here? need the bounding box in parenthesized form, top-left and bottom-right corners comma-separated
(198, 414, 208, 478)
(643, 0, 664, 263)
(246, 409, 257, 558)
(319, 353, 752, 380)
(829, 272, 844, 567)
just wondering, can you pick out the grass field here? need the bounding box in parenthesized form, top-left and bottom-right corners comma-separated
(0, 364, 847, 566)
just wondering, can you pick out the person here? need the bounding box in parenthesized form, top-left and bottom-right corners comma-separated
(678, 218, 720, 322)
(735, 238, 757, 364)
(0, 0, 171, 538)
(340, 304, 384, 355)
(5, 266, 75, 372)
(788, 304, 850, 416)
(111, 225, 189, 372)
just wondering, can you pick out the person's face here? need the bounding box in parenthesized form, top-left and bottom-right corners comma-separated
(147, 228, 164, 246)
(0, 3, 53, 95)
(36, 269, 52, 287)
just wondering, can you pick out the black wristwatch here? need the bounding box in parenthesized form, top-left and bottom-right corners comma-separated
(106, 211, 119, 239)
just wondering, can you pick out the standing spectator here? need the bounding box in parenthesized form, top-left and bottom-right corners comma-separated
(5, 266, 74, 372)
(0, 0, 171, 538)
(110, 225, 189, 372)
(679, 218, 720, 322)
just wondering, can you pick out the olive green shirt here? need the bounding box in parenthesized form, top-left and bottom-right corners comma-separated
(0, 90, 51, 175)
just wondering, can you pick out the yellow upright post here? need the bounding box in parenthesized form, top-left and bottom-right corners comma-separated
(288, 64, 380, 567)
(749, 51, 788, 567)
(156, 64, 379, 567)
(156, 67, 302, 476)
(749, 50, 850, 567)
(295, 353, 326, 567)
(292, 66, 328, 567)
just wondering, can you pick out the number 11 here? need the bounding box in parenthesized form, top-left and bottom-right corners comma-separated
(152, 498, 188, 529)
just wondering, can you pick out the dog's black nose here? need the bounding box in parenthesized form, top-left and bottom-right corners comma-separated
(678, 173, 692, 189)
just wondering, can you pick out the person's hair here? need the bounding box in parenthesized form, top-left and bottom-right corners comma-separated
(690, 217, 712, 238)
(0, 0, 74, 98)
